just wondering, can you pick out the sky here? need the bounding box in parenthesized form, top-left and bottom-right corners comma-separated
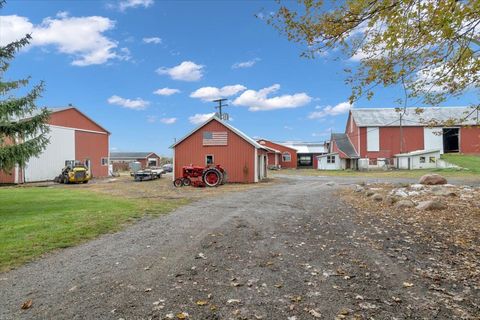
(1, 0, 477, 156)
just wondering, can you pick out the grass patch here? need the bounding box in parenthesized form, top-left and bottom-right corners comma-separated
(441, 154, 480, 173)
(0, 187, 188, 272)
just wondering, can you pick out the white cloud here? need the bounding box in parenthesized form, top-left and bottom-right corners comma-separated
(160, 117, 177, 124)
(153, 88, 180, 96)
(108, 95, 150, 110)
(0, 14, 128, 66)
(233, 84, 312, 111)
(308, 101, 352, 119)
(190, 85, 246, 101)
(118, 0, 154, 11)
(156, 61, 204, 81)
(143, 37, 161, 44)
(188, 113, 215, 125)
(232, 58, 260, 69)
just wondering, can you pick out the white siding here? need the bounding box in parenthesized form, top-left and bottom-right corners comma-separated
(24, 126, 75, 182)
(318, 155, 341, 170)
(424, 128, 443, 154)
(366, 127, 380, 152)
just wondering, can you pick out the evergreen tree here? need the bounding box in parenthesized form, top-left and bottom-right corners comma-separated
(0, 7, 50, 173)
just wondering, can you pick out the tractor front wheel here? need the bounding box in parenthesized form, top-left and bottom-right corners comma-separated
(173, 178, 184, 187)
(182, 178, 191, 186)
(202, 168, 222, 187)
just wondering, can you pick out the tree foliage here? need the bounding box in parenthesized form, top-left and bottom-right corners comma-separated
(267, 0, 480, 109)
(0, 8, 50, 173)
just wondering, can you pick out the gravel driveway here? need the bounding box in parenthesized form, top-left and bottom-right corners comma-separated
(1, 175, 477, 319)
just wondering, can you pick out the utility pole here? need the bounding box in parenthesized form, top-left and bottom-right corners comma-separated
(399, 112, 404, 154)
(213, 98, 228, 120)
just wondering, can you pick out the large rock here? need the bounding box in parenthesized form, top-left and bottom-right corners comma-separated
(372, 193, 383, 201)
(416, 200, 447, 211)
(419, 174, 447, 185)
(395, 200, 415, 209)
(365, 190, 375, 197)
(432, 188, 457, 197)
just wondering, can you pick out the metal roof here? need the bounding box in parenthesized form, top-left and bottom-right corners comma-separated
(351, 106, 479, 127)
(171, 116, 264, 149)
(281, 142, 326, 154)
(394, 149, 440, 157)
(110, 152, 158, 159)
(331, 133, 359, 158)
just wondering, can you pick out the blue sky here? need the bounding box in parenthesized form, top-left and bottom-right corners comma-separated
(1, 0, 476, 156)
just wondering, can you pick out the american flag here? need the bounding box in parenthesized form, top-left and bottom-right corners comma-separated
(203, 131, 228, 146)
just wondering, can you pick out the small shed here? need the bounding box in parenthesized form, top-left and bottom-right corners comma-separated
(171, 116, 268, 183)
(394, 149, 441, 170)
(317, 153, 341, 170)
(110, 152, 162, 170)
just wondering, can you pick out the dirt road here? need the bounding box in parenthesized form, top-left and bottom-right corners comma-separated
(1, 176, 478, 319)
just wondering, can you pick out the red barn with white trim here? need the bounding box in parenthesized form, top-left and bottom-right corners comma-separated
(172, 117, 268, 183)
(0, 107, 110, 183)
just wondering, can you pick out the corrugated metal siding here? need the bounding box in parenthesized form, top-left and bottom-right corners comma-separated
(75, 131, 109, 177)
(24, 126, 76, 182)
(174, 120, 256, 183)
(460, 126, 480, 153)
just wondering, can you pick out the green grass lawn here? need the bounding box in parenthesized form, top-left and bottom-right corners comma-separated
(0, 187, 187, 272)
(441, 154, 480, 173)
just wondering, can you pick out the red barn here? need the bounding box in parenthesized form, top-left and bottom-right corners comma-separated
(322, 107, 480, 170)
(256, 139, 298, 169)
(0, 106, 110, 183)
(172, 116, 268, 183)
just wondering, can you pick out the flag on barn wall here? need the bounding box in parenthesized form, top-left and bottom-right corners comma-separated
(203, 131, 228, 146)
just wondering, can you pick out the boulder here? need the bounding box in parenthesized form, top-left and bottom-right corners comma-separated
(416, 200, 447, 211)
(385, 195, 399, 205)
(365, 190, 375, 197)
(372, 193, 383, 201)
(395, 200, 415, 209)
(410, 184, 425, 191)
(354, 185, 365, 193)
(432, 188, 457, 197)
(393, 189, 408, 198)
(326, 181, 335, 186)
(419, 174, 447, 185)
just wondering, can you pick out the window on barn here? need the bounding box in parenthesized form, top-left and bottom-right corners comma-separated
(429, 157, 436, 163)
(420, 156, 426, 163)
(206, 155, 214, 165)
(101, 158, 108, 166)
(282, 152, 291, 162)
(327, 155, 336, 163)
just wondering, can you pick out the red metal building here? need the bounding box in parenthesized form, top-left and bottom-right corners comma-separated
(256, 139, 298, 169)
(172, 117, 269, 183)
(0, 107, 110, 183)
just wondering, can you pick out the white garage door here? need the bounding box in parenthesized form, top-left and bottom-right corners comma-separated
(424, 127, 443, 154)
(24, 126, 75, 182)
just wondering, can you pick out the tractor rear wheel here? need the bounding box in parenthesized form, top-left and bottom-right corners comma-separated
(202, 168, 222, 187)
(182, 178, 191, 186)
(173, 178, 184, 187)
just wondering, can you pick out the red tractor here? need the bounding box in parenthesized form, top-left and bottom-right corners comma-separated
(174, 165, 227, 188)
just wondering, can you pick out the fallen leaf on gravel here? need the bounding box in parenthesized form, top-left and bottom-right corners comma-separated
(196, 253, 206, 260)
(227, 299, 241, 304)
(21, 299, 32, 310)
(176, 312, 189, 319)
(144, 266, 150, 271)
(274, 283, 283, 288)
(144, 288, 152, 292)
(288, 317, 297, 320)
(290, 295, 302, 302)
(403, 282, 414, 287)
(308, 309, 322, 318)
(196, 300, 208, 306)
(392, 296, 402, 303)
(165, 313, 174, 319)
